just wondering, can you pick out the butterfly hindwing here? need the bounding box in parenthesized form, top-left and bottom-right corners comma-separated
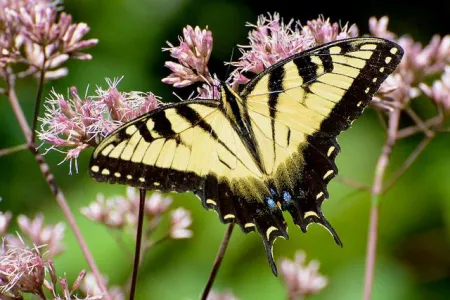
(90, 37, 404, 276)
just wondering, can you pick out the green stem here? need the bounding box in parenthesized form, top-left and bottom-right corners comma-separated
(382, 135, 434, 194)
(0, 144, 28, 157)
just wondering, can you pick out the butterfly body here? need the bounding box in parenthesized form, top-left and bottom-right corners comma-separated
(90, 37, 403, 275)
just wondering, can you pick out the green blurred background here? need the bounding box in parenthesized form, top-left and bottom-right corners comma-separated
(1, 0, 450, 299)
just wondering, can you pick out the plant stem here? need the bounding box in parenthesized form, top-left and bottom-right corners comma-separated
(0, 144, 28, 157)
(405, 107, 434, 138)
(37, 287, 48, 300)
(129, 189, 146, 300)
(5, 72, 111, 300)
(31, 48, 47, 143)
(363, 109, 400, 300)
(396, 115, 442, 139)
(382, 135, 434, 194)
(335, 176, 370, 190)
(201, 223, 235, 300)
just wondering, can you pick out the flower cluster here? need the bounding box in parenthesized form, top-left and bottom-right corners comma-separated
(162, 25, 220, 99)
(279, 251, 328, 299)
(0, 212, 121, 299)
(370, 16, 450, 118)
(1, 213, 64, 260)
(0, 213, 60, 299)
(38, 78, 160, 172)
(229, 14, 358, 88)
(0, 0, 97, 79)
(80, 273, 124, 300)
(81, 187, 192, 240)
(0, 244, 46, 298)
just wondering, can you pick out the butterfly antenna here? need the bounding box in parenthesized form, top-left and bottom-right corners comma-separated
(129, 189, 146, 300)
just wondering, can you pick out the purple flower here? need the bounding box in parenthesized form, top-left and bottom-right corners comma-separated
(0, 245, 45, 297)
(370, 16, 450, 112)
(230, 14, 358, 89)
(1, 0, 98, 79)
(162, 25, 215, 87)
(368, 16, 396, 40)
(38, 79, 160, 172)
(302, 15, 359, 45)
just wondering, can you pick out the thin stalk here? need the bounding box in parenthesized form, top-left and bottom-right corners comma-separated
(6, 73, 111, 300)
(382, 135, 434, 194)
(405, 107, 433, 138)
(31, 47, 47, 143)
(145, 234, 169, 251)
(363, 109, 400, 300)
(396, 115, 442, 139)
(201, 223, 235, 300)
(36, 287, 47, 300)
(129, 189, 146, 300)
(335, 176, 370, 190)
(0, 144, 28, 157)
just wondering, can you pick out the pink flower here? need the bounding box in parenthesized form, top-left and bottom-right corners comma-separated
(230, 14, 358, 89)
(0, 245, 45, 297)
(169, 208, 193, 239)
(17, 214, 65, 258)
(162, 25, 215, 87)
(145, 192, 173, 216)
(207, 290, 239, 300)
(279, 251, 328, 298)
(420, 67, 450, 114)
(302, 15, 358, 45)
(82, 188, 176, 229)
(0, 212, 12, 236)
(38, 78, 160, 171)
(2, 0, 98, 79)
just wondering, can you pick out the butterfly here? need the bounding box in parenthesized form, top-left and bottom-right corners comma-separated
(89, 37, 403, 275)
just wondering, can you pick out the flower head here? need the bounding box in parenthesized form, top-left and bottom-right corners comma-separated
(82, 188, 174, 229)
(420, 66, 450, 114)
(230, 14, 358, 89)
(279, 251, 328, 298)
(169, 208, 193, 239)
(0, 212, 12, 237)
(17, 214, 65, 258)
(370, 16, 450, 113)
(301, 15, 358, 45)
(162, 25, 214, 87)
(80, 272, 123, 300)
(0, 0, 97, 78)
(38, 78, 160, 172)
(0, 245, 45, 297)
